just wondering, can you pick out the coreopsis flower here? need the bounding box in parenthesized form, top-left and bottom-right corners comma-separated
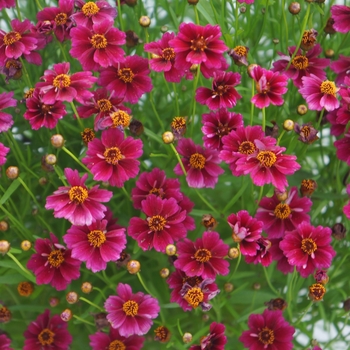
(36, 0, 75, 42)
(279, 222, 336, 278)
(27, 233, 81, 291)
(72, 0, 117, 29)
(294, 122, 319, 144)
(36, 62, 98, 104)
(190, 322, 227, 350)
(144, 32, 185, 83)
(228, 45, 249, 66)
(128, 195, 188, 252)
(178, 194, 196, 231)
(0, 19, 41, 66)
(0, 334, 12, 350)
(131, 167, 183, 210)
(331, 5, 350, 34)
(104, 283, 160, 337)
(299, 74, 339, 112)
(23, 88, 67, 129)
(238, 0, 254, 4)
(255, 187, 312, 239)
(244, 237, 272, 267)
(45, 168, 113, 226)
(250, 65, 288, 108)
(89, 327, 144, 350)
(0, 91, 16, 133)
(70, 21, 126, 71)
(174, 231, 230, 279)
(169, 23, 228, 72)
(0, 0, 15, 10)
(327, 108, 345, 137)
(239, 309, 295, 350)
(173, 138, 224, 188)
(334, 131, 350, 165)
(195, 71, 242, 110)
(227, 210, 263, 256)
(300, 29, 318, 51)
(201, 109, 243, 151)
(343, 184, 350, 219)
(23, 309, 72, 349)
(0, 143, 9, 166)
(98, 55, 153, 104)
(330, 55, 350, 85)
(82, 128, 143, 187)
(270, 238, 294, 274)
(272, 44, 330, 88)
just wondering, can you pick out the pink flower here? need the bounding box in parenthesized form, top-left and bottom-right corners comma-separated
(45, 168, 113, 226)
(190, 322, 227, 350)
(23, 88, 67, 129)
(201, 109, 243, 151)
(334, 131, 350, 165)
(82, 128, 143, 187)
(270, 238, 294, 274)
(174, 138, 224, 188)
(24, 309, 72, 349)
(331, 5, 350, 34)
(279, 222, 336, 278)
(104, 283, 160, 337)
(36, 62, 98, 104)
(250, 66, 288, 108)
(89, 327, 144, 350)
(0, 142, 9, 166)
(27, 233, 81, 291)
(70, 21, 125, 71)
(128, 195, 188, 252)
(239, 309, 295, 350)
(330, 54, 350, 85)
(299, 74, 339, 112)
(343, 184, 350, 219)
(238, 0, 254, 4)
(0, 334, 12, 350)
(195, 71, 242, 110)
(244, 237, 272, 267)
(98, 55, 153, 104)
(227, 210, 263, 256)
(255, 187, 312, 239)
(0, 91, 16, 133)
(174, 231, 230, 279)
(0, 0, 15, 10)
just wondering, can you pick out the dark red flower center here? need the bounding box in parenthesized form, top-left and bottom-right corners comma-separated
(110, 110, 131, 128)
(55, 12, 68, 25)
(3, 31, 21, 46)
(0, 306, 11, 322)
(258, 327, 275, 345)
(82, 2, 100, 17)
(194, 248, 212, 263)
(213, 84, 228, 96)
(53, 74, 71, 89)
(41, 104, 52, 114)
(90, 34, 108, 49)
(184, 287, 204, 308)
(320, 80, 337, 96)
(238, 141, 256, 155)
(308, 283, 326, 301)
(274, 203, 291, 219)
(88, 230, 106, 248)
(183, 276, 203, 287)
(154, 326, 170, 342)
(68, 186, 89, 204)
(47, 249, 65, 268)
(81, 128, 95, 144)
(190, 36, 207, 51)
(189, 153, 206, 169)
(118, 68, 135, 83)
(256, 81, 270, 94)
(108, 340, 126, 350)
(292, 55, 309, 70)
(215, 122, 232, 138)
(162, 47, 176, 61)
(122, 300, 139, 316)
(148, 215, 167, 231)
(149, 187, 163, 198)
(38, 328, 55, 345)
(302, 30, 317, 48)
(257, 150, 277, 168)
(104, 147, 124, 165)
(301, 238, 317, 256)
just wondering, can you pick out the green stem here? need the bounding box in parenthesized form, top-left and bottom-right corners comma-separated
(7, 252, 36, 283)
(177, 318, 184, 337)
(53, 165, 68, 186)
(149, 91, 164, 130)
(190, 65, 201, 137)
(73, 314, 95, 326)
(121, 186, 131, 201)
(70, 102, 84, 130)
(227, 249, 241, 283)
(194, 189, 219, 216)
(293, 301, 313, 325)
(324, 313, 350, 348)
(92, 286, 106, 300)
(316, 108, 325, 130)
(137, 272, 153, 296)
(61, 147, 90, 173)
(15, 0, 22, 21)
(173, 83, 180, 116)
(79, 297, 104, 312)
(170, 143, 187, 176)
(277, 130, 286, 145)
(35, 0, 43, 10)
(116, 0, 125, 31)
(263, 266, 280, 296)
(19, 58, 32, 87)
(194, 6, 200, 24)
(262, 107, 266, 132)
(17, 176, 41, 208)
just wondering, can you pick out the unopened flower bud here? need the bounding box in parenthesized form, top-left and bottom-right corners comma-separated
(49, 297, 60, 307)
(125, 30, 139, 48)
(343, 298, 350, 312)
(283, 119, 294, 131)
(275, 188, 288, 201)
(228, 247, 240, 259)
(202, 314, 209, 321)
(6, 166, 19, 180)
(253, 282, 261, 290)
(247, 64, 258, 78)
(17, 281, 34, 297)
(81, 282, 93, 294)
(0, 221, 8, 231)
(224, 283, 234, 292)
(129, 119, 144, 136)
(50, 134, 64, 148)
(190, 64, 199, 74)
(183, 332, 193, 344)
(60, 309, 72, 322)
(300, 179, 317, 197)
(325, 49, 334, 58)
(127, 260, 141, 274)
(288, 2, 301, 15)
(265, 298, 287, 311)
(66, 291, 79, 304)
(314, 270, 329, 285)
(162, 131, 174, 144)
(0, 305, 12, 323)
(187, 0, 199, 4)
(166, 244, 177, 256)
(332, 223, 346, 240)
(39, 177, 48, 186)
(240, 6, 246, 13)
(160, 268, 170, 278)
(201, 214, 218, 231)
(272, 38, 279, 45)
(139, 16, 151, 27)
(0, 240, 10, 255)
(21, 240, 31, 251)
(297, 104, 308, 115)
(161, 26, 168, 33)
(45, 154, 57, 166)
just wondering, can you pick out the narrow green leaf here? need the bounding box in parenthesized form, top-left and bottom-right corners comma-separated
(0, 177, 22, 206)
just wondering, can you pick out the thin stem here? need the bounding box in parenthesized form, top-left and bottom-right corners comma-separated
(121, 186, 132, 201)
(15, 0, 22, 21)
(190, 65, 201, 137)
(61, 146, 90, 173)
(70, 102, 84, 130)
(137, 272, 153, 296)
(169, 143, 187, 176)
(7, 252, 36, 283)
(92, 287, 106, 300)
(227, 249, 241, 283)
(17, 176, 41, 208)
(194, 6, 200, 24)
(149, 91, 164, 130)
(35, 0, 43, 10)
(53, 165, 68, 186)
(79, 297, 104, 312)
(262, 107, 266, 132)
(116, 0, 125, 31)
(293, 301, 313, 325)
(263, 266, 280, 296)
(277, 130, 286, 145)
(19, 58, 32, 87)
(194, 189, 219, 216)
(73, 314, 95, 326)
(177, 318, 184, 337)
(172, 83, 180, 116)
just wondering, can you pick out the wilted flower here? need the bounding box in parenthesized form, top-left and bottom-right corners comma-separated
(228, 45, 249, 66)
(300, 29, 318, 51)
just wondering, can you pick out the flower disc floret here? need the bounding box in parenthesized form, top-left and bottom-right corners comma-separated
(82, 2, 100, 16)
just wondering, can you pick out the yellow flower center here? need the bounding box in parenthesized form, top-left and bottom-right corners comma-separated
(257, 150, 277, 168)
(118, 68, 135, 83)
(190, 36, 207, 51)
(233, 45, 248, 56)
(149, 187, 163, 197)
(90, 34, 108, 49)
(292, 55, 309, 70)
(55, 12, 68, 25)
(162, 47, 176, 60)
(238, 141, 256, 155)
(108, 340, 126, 350)
(194, 248, 212, 263)
(274, 203, 291, 219)
(110, 110, 132, 128)
(47, 249, 65, 268)
(88, 230, 106, 248)
(122, 300, 139, 316)
(301, 238, 317, 255)
(148, 215, 167, 231)
(154, 326, 170, 342)
(320, 80, 337, 96)
(68, 186, 89, 204)
(171, 117, 186, 131)
(309, 283, 326, 301)
(258, 327, 275, 345)
(3, 31, 21, 45)
(81, 128, 95, 144)
(52, 74, 71, 89)
(82, 2, 100, 17)
(189, 153, 206, 169)
(38, 328, 55, 346)
(97, 99, 113, 112)
(184, 287, 204, 308)
(103, 147, 124, 165)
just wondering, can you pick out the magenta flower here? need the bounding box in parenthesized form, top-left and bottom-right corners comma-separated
(0, 142, 9, 166)
(0, 334, 12, 350)
(201, 109, 243, 151)
(98, 55, 153, 104)
(89, 327, 144, 350)
(250, 65, 288, 108)
(24, 309, 72, 350)
(334, 131, 350, 165)
(327, 108, 345, 137)
(299, 74, 339, 112)
(27, 233, 81, 291)
(45, 168, 113, 226)
(330, 54, 350, 85)
(227, 210, 263, 256)
(270, 238, 294, 274)
(331, 5, 350, 34)
(0, 0, 15, 10)
(104, 283, 160, 337)
(0, 91, 16, 133)
(82, 128, 143, 187)
(255, 187, 312, 239)
(36, 62, 98, 105)
(169, 23, 228, 72)
(244, 237, 272, 267)
(279, 222, 336, 278)
(343, 184, 350, 219)
(190, 322, 227, 350)
(70, 21, 125, 71)
(24, 88, 67, 129)
(64, 217, 126, 272)
(173, 138, 224, 188)
(174, 231, 230, 279)
(144, 32, 185, 83)
(195, 71, 242, 110)
(128, 195, 188, 252)
(239, 309, 295, 350)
